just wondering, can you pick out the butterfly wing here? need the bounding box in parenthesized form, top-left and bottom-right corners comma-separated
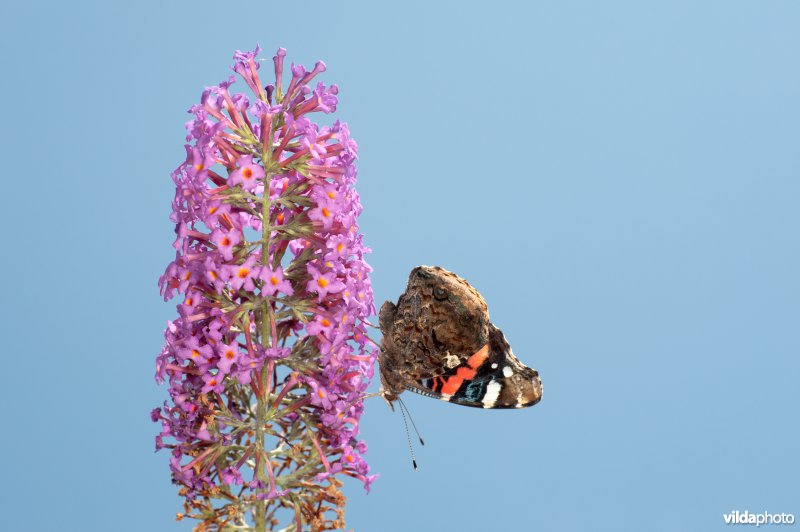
(405, 324, 543, 409)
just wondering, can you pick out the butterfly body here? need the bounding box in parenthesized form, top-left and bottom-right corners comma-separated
(378, 266, 542, 409)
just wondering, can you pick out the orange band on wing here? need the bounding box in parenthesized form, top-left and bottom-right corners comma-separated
(440, 376, 464, 395)
(432, 344, 489, 396)
(456, 366, 477, 380)
(466, 344, 489, 369)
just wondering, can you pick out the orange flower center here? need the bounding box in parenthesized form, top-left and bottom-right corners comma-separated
(336, 243, 344, 252)
(270, 275, 279, 286)
(224, 350, 235, 360)
(321, 207, 331, 218)
(221, 237, 231, 246)
(317, 278, 329, 288)
(237, 268, 249, 278)
(191, 349, 200, 358)
(321, 318, 331, 327)
(242, 167, 253, 179)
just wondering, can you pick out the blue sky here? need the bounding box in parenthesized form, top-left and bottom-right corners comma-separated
(2, 1, 798, 530)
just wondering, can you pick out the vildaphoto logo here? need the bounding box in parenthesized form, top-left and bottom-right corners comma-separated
(723, 511, 795, 526)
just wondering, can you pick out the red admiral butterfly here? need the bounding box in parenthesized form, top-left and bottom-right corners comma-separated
(378, 266, 542, 409)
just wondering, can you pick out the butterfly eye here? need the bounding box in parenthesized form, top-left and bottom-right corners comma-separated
(433, 287, 448, 301)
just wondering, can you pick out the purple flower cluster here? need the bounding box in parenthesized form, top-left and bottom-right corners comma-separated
(153, 46, 376, 529)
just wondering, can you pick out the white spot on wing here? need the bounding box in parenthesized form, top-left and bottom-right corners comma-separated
(502, 366, 513, 378)
(482, 380, 501, 408)
(491, 363, 498, 369)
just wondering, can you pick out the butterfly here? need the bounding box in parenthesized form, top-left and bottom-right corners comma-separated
(378, 266, 542, 409)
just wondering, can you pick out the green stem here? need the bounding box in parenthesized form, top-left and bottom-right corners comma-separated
(254, 119, 276, 532)
(254, 392, 267, 531)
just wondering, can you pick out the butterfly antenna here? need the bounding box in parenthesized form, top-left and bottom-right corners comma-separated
(398, 397, 425, 446)
(397, 400, 418, 470)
